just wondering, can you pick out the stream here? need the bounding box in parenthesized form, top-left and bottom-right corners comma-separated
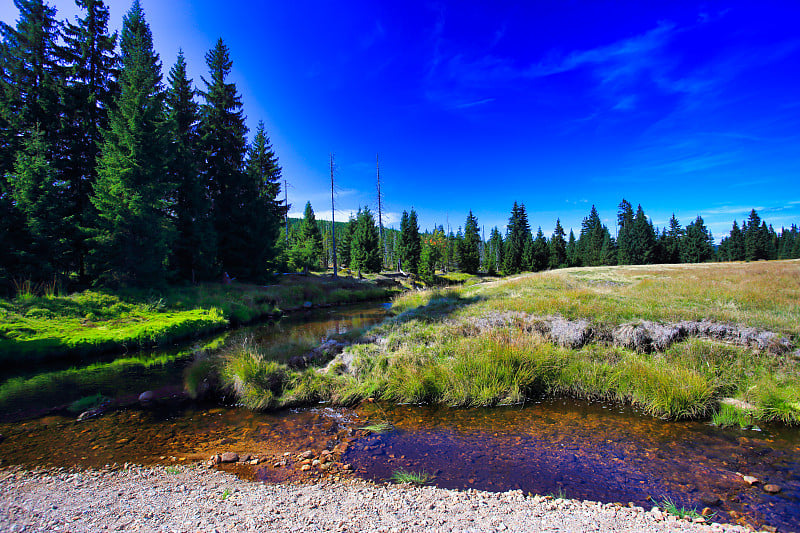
(0, 302, 798, 531)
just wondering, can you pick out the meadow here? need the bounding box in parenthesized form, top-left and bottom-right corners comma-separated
(218, 260, 800, 425)
(0, 274, 394, 363)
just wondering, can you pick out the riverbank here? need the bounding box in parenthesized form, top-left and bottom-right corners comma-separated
(0, 464, 748, 533)
(0, 274, 397, 364)
(219, 261, 800, 425)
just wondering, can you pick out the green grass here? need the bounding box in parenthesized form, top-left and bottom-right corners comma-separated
(359, 421, 394, 433)
(712, 403, 755, 429)
(209, 262, 800, 426)
(390, 469, 434, 485)
(0, 274, 394, 363)
(659, 496, 704, 520)
(66, 393, 108, 414)
(165, 466, 181, 474)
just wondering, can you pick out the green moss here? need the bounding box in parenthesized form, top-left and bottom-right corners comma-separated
(0, 276, 393, 364)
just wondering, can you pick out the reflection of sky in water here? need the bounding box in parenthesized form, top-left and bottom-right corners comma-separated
(345, 401, 800, 531)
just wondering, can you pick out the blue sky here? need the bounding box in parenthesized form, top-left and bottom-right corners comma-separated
(3, 0, 799, 240)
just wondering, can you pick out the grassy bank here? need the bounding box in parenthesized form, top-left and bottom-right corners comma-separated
(0, 274, 395, 363)
(217, 261, 800, 425)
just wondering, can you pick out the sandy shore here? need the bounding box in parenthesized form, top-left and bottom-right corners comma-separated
(0, 464, 751, 533)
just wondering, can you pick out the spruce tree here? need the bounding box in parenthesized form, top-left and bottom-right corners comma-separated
(577, 205, 608, 266)
(503, 202, 531, 274)
(244, 120, 287, 277)
(743, 209, 767, 261)
(338, 214, 353, 270)
(663, 214, 683, 263)
(0, 0, 66, 282)
(681, 216, 714, 263)
(460, 211, 481, 274)
(0, 0, 63, 178)
(8, 127, 68, 277)
(486, 226, 503, 275)
(166, 51, 215, 282)
(566, 229, 578, 267)
(90, 0, 172, 284)
(62, 0, 118, 281)
(631, 205, 656, 264)
(419, 228, 444, 284)
(289, 201, 322, 272)
(532, 227, 548, 271)
(200, 38, 251, 277)
(728, 221, 745, 261)
(600, 232, 617, 265)
(549, 219, 567, 269)
(397, 209, 421, 275)
(616, 199, 634, 265)
(350, 207, 381, 273)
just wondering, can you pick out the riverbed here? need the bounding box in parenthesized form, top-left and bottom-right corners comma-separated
(0, 302, 797, 531)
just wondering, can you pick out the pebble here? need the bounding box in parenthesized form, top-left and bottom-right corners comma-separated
(220, 453, 239, 463)
(0, 465, 750, 533)
(762, 484, 781, 494)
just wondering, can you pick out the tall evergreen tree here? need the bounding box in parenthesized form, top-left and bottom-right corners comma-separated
(419, 227, 445, 283)
(631, 205, 656, 264)
(337, 214, 353, 270)
(616, 199, 634, 265)
(61, 0, 118, 281)
(244, 120, 287, 277)
(397, 209, 421, 275)
(90, 0, 172, 284)
(8, 127, 68, 277)
(719, 220, 745, 262)
(0, 0, 65, 283)
(600, 231, 617, 265)
(289, 201, 322, 272)
(460, 210, 481, 274)
(549, 219, 567, 269)
(0, 0, 63, 178)
(743, 209, 769, 261)
(681, 216, 714, 263)
(577, 205, 609, 266)
(531, 227, 548, 271)
(503, 202, 531, 274)
(662, 214, 683, 263)
(200, 38, 252, 277)
(486, 226, 503, 275)
(166, 51, 215, 282)
(565, 229, 578, 267)
(349, 207, 381, 273)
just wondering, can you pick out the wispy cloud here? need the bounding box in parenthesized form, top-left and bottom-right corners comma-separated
(525, 21, 677, 81)
(453, 97, 495, 109)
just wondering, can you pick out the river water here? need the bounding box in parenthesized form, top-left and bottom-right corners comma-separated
(0, 302, 797, 531)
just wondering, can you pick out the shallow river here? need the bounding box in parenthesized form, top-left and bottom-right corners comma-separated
(0, 303, 797, 531)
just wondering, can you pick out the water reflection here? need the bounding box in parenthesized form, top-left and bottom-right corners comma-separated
(0, 302, 390, 421)
(345, 400, 800, 531)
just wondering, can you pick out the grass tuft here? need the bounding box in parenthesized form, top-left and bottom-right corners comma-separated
(659, 496, 703, 519)
(390, 469, 434, 485)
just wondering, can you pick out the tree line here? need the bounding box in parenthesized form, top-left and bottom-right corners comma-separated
(3, 1, 798, 293)
(290, 199, 799, 281)
(0, 0, 286, 290)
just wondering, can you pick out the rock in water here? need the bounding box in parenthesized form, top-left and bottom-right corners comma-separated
(220, 452, 239, 463)
(763, 484, 781, 494)
(138, 391, 155, 402)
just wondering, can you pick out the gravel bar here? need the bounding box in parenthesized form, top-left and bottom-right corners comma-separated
(0, 464, 751, 532)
